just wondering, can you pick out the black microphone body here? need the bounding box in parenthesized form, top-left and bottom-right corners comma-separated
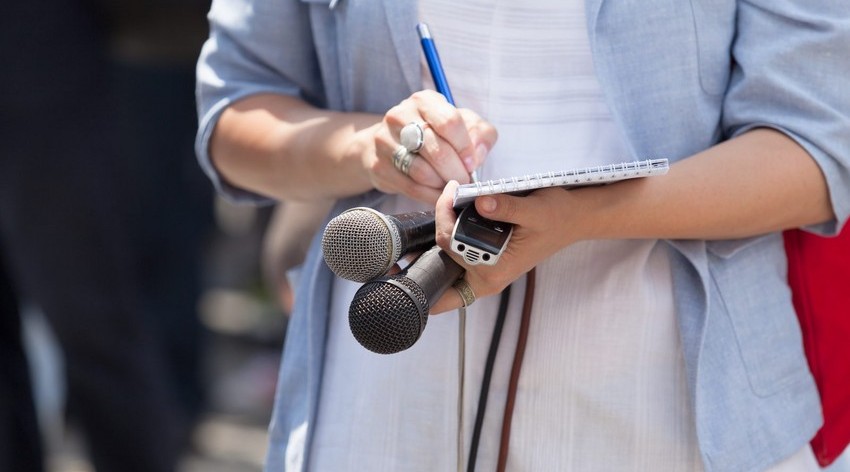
(348, 245, 464, 354)
(322, 207, 436, 282)
(388, 210, 437, 253)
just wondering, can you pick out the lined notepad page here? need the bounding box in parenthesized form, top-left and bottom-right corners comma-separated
(452, 158, 669, 207)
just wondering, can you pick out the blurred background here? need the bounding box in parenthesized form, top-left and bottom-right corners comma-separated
(0, 2, 291, 471)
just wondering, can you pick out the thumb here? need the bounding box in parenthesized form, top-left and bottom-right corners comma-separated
(475, 193, 532, 225)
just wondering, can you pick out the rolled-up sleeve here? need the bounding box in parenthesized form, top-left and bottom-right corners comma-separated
(722, 0, 850, 234)
(195, 0, 324, 203)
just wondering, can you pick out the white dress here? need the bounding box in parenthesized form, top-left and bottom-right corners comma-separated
(309, 1, 818, 470)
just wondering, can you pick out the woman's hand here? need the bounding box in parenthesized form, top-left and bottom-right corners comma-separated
(211, 92, 495, 202)
(359, 90, 497, 204)
(430, 181, 588, 314)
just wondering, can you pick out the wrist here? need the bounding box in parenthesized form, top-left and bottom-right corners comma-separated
(298, 114, 380, 199)
(338, 124, 377, 192)
(564, 179, 644, 242)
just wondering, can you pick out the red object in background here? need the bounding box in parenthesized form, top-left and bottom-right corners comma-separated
(784, 226, 850, 467)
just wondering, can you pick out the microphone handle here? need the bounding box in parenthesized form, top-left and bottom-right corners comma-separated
(389, 211, 436, 254)
(406, 245, 465, 308)
(347, 245, 465, 354)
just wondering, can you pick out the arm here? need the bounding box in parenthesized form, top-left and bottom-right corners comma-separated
(549, 128, 831, 242)
(210, 91, 497, 203)
(197, 0, 495, 204)
(262, 199, 335, 312)
(430, 0, 850, 313)
(432, 128, 834, 313)
(210, 94, 380, 201)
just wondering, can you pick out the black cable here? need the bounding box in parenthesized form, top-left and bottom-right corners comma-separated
(467, 284, 512, 472)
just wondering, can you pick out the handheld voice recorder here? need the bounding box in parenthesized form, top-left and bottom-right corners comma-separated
(450, 204, 513, 266)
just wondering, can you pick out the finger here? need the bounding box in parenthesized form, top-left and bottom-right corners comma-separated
(386, 263, 402, 276)
(418, 127, 471, 184)
(458, 108, 498, 171)
(367, 146, 441, 204)
(405, 150, 446, 189)
(429, 286, 466, 315)
(475, 192, 538, 225)
(433, 182, 480, 290)
(401, 181, 442, 205)
(435, 181, 460, 250)
(373, 132, 444, 193)
(412, 91, 476, 175)
(380, 103, 459, 188)
(383, 166, 440, 205)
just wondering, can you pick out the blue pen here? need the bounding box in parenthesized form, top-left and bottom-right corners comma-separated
(416, 23, 455, 105)
(416, 23, 479, 182)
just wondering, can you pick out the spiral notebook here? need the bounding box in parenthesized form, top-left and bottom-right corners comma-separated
(452, 158, 669, 206)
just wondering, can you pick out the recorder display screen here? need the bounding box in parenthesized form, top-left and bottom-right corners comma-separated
(455, 212, 510, 254)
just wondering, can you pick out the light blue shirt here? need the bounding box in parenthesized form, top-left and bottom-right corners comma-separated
(195, 1, 850, 470)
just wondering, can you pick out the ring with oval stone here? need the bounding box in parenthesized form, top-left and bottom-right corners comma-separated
(400, 121, 426, 153)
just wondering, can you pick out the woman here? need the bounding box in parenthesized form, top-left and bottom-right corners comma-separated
(196, 0, 850, 470)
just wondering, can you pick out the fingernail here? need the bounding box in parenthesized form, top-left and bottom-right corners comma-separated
(462, 155, 475, 172)
(479, 197, 496, 213)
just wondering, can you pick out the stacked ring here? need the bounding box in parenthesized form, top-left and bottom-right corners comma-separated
(452, 278, 476, 308)
(392, 145, 415, 176)
(400, 122, 426, 153)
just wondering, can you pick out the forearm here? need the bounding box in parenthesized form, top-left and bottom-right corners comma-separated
(577, 128, 834, 241)
(210, 93, 381, 201)
(433, 128, 835, 310)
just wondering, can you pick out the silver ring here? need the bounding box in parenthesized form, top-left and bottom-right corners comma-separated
(392, 145, 416, 176)
(400, 122, 426, 153)
(452, 278, 476, 307)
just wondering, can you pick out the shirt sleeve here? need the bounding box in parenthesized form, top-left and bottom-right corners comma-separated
(722, 0, 850, 235)
(194, 0, 326, 203)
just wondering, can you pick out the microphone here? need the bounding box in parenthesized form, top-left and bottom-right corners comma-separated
(321, 207, 436, 283)
(348, 245, 464, 354)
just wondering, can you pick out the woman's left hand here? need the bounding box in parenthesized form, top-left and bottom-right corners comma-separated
(430, 181, 587, 314)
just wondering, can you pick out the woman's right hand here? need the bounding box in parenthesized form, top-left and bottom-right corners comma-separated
(356, 90, 498, 204)
(210, 91, 495, 203)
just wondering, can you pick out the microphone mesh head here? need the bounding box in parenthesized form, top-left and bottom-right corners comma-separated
(348, 276, 429, 354)
(322, 209, 398, 283)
